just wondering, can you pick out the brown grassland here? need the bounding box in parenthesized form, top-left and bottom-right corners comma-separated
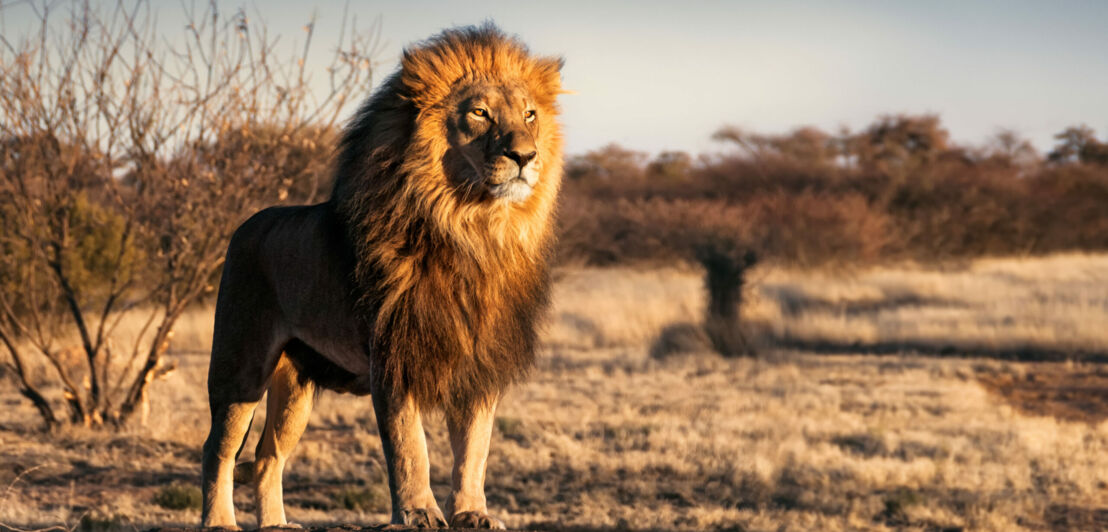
(3, 253, 1108, 531)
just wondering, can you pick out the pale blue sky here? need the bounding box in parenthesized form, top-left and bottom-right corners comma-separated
(4, 0, 1107, 155)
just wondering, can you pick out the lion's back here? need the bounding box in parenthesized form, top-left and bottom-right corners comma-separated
(213, 202, 371, 383)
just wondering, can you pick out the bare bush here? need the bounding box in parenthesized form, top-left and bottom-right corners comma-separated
(696, 242, 757, 357)
(559, 117, 1108, 268)
(0, 0, 376, 429)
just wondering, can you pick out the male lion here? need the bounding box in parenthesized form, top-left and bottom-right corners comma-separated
(200, 24, 564, 529)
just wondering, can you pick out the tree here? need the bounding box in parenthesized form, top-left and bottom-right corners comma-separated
(712, 125, 836, 167)
(564, 143, 647, 181)
(1048, 125, 1108, 166)
(0, 0, 376, 429)
(983, 129, 1040, 169)
(850, 114, 950, 174)
(645, 151, 693, 181)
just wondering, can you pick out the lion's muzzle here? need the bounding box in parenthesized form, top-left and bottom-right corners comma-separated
(487, 151, 540, 203)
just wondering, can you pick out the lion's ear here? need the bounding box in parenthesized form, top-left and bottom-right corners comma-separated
(540, 56, 564, 74)
(400, 47, 454, 108)
(400, 48, 430, 102)
(531, 57, 564, 102)
(536, 57, 564, 80)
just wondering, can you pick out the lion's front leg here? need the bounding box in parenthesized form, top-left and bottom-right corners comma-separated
(372, 389, 446, 528)
(444, 397, 505, 530)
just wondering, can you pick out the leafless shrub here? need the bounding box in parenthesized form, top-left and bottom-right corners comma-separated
(696, 242, 757, 357)
(0, 0, 377, 429)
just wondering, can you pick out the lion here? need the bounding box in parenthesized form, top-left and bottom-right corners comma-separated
(200, 24, 564, 529)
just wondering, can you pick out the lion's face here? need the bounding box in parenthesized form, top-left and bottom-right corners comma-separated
(444, 81, 545, 203)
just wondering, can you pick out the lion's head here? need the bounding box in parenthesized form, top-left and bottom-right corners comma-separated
(333, 23, 564, 254)
(397, 24, 564, 211)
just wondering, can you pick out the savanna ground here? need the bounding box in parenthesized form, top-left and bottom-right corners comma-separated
(2, 253, 1108, 531)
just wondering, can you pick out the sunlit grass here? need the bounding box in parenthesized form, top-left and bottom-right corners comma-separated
(3, 253, 1107, 531)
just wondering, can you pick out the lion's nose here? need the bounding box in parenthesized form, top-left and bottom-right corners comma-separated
(505, 149, 537, 168)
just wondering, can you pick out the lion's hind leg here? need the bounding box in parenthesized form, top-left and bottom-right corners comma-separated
(202, 291, 288, 528)
(254, 354, 315, 527)
(202, 399, 260, 528)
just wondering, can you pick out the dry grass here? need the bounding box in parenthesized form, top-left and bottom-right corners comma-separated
(3, 253, 1108, 531)
(748, 253, 1108, 358)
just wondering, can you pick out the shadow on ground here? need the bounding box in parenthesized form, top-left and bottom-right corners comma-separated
(977, 364, 1108, 424)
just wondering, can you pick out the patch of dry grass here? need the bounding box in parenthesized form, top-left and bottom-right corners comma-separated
(543, 266, 704, 350)
(748, 253, 1108, 357)
(550, 252, 1108, 358)
(3, 253, 1108, 531)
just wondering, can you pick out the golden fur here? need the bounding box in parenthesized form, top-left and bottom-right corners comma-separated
(201, 24, 564, 528)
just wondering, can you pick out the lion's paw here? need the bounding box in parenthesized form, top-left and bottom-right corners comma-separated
(449, 511, 506, 529)
(397, 507, 448, 528)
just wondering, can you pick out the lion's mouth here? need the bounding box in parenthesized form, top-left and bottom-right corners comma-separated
(488, 176, 533, 203)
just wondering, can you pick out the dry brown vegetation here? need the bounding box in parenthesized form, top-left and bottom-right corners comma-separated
(558, 118, 1108, 268)
(3, 254, 1108, 531)
(0, 0, 374, 429)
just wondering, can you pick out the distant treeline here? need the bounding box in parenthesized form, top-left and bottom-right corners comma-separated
(557, 115, 1108, 266)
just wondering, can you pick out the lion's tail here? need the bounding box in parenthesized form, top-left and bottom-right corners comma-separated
(231, 411, 256, 485)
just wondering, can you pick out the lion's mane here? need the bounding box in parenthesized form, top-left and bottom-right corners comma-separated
(329, 24, 564, 409)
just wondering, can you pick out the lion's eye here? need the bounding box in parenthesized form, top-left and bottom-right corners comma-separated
(524, 110, 537, 122)
(471, 108, 488, 118)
